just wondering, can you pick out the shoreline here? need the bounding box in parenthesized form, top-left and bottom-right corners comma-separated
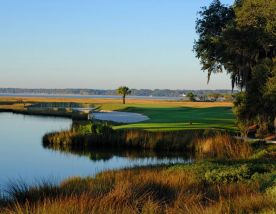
(0, 108, 88, 120)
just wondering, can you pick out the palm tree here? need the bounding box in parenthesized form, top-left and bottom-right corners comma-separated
(116, 86, 131, 104)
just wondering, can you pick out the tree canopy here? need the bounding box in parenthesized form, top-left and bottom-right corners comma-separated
(116, 86, 131, 104)
(186, 92, 196, 102)
(194, 0, 276, 137)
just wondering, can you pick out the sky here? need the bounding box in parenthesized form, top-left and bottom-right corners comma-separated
(0, 0, 234, 90)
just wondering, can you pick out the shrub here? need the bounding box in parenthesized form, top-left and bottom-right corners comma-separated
(204, 165, 252, 183)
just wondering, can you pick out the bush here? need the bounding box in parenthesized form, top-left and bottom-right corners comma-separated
(204, 165, 252, 183)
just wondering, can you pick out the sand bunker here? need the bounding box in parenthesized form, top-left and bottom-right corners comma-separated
(91, 111, 149, 123)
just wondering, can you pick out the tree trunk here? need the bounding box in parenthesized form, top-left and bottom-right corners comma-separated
(123, 95, 126, 104)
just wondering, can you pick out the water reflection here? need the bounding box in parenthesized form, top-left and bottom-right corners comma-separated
(43, 141, 192, 164)
(42, 120, 194, 163)
(0, 113, 192, 189)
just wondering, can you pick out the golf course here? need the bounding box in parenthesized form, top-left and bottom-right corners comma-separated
(1, 96, 276, 214)
(1, 0, 275, 212)
(0, 96, 235, 131)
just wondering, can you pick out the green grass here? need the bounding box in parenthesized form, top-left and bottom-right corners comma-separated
(112, 106, 236, 131)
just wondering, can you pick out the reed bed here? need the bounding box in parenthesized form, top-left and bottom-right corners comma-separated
(1, 163, 276, 214)
(43, 128, 209, 152)
(44, 123, 246, 159)
(195, 134, 253, 159)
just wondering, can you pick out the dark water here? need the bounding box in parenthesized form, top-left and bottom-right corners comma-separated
(0, 93, 186, 101)
(0, 113, 190, 189)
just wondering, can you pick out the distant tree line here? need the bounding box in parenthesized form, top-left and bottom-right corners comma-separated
(0, 88, 236, 97)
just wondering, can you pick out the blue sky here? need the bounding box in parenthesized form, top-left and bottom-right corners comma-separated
(0, 0, 234, 89)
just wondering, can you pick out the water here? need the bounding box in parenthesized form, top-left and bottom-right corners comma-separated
(0, 93, 186, 101)
(0, 113, 190, 190)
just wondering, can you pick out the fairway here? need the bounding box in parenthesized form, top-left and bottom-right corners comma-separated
(113, 106, 236, 131)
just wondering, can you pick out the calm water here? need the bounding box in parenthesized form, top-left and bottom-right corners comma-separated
(0, 113, 190, 190)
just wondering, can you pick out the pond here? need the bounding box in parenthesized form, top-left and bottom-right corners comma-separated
(0, 113, 191, 190)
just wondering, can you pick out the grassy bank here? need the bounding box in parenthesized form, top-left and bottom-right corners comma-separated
(43, 121, 238, 152)
(43, 124, 253, 161)
(1, 141, 275, 214)
(43, 128, 201, 152)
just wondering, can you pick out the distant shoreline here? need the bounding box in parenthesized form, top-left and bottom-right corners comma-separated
(0, 93, 186, 101)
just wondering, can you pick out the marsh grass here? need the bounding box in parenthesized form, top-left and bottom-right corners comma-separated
(43, 128, 201, 151)
(44, 123, 246, 160)
(195, 134, 253, 160)
(43, 122, 228, 153)
(1, 143, 276, 213)
(5, 181, 61, 205)
(2, 164, 276, 214)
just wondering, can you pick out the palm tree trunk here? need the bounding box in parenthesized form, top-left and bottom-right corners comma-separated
(123, 95, 126, 104)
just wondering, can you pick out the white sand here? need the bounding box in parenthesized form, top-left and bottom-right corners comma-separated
(91, 111, 149, 123)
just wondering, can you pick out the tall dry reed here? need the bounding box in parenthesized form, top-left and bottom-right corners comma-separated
(2, 167, 275, 214)
(195, 134, 252, 159)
